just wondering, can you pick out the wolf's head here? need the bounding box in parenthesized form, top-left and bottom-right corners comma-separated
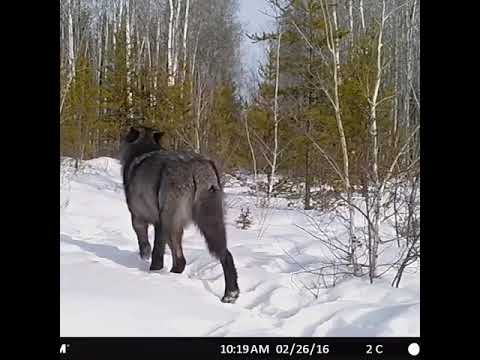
(119, 126, 165, 165)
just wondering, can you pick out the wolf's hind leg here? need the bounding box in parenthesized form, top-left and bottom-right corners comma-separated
(151, 223, 167, 271)
(169, 226, 186, 273)
(132, 216, 151, 260)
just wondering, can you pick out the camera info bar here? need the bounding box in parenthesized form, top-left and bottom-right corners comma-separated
(59, 337, 421, 359)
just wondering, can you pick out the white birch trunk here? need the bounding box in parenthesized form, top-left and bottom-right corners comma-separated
(368, 0, 386, 282)
(392, 6, 399, 148)
(359, 0, 366, 32)
(191, 26, 201, 86)
(125, 0, 133, 116)
(172, 0, 183, 85)
(167, 0, 175, 86)
(145, 35, 151, 72)
(182, 0, 190, 83)
(332, 3, 341, 85)
(244, 114, 259, 205)
(104, 13, 109, 76)
(405, 0, 417, 162)
(97, 18, 103, 85)
(267, 31, 282, 204)
(153, 12, 161, 98)
(67, 0, 75, 81)
(348, 0, 354, 49)
(321, 0, 359, 275)
(114, 0, 123, 50)
(61, 0, 76, 116)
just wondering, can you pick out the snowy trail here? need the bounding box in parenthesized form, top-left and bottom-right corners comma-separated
(60, 157, 419, 337)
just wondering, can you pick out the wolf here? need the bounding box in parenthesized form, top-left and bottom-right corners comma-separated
(119, 126, 239, 303)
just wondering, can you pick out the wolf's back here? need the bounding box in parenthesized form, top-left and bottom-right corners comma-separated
(124, 150, 221, 211)
(152, 152, 223, 228)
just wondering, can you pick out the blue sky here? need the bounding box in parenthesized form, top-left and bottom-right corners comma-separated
(238, 0, 274, 77)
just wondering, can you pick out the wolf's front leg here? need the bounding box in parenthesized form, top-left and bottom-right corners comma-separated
(150, 223, 167, 271)
(132, 216, 151, 260)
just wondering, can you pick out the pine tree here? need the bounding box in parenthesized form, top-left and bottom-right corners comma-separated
(236, 207, 253, 230)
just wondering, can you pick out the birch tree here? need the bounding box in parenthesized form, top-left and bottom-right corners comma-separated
(182, 0, 191, 83)
(267, 30, 282, 204)
(125, 0, 133, 117)
(60, 0, 76, 116)
(320, 0, 360, 275)
(167, 0, 176, 86)
(367, 0, 386, 281)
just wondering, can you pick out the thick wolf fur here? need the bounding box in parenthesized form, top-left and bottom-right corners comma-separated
(119, 126, 239, 303)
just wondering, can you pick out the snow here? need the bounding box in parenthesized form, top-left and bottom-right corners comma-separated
(60, 157, 419, 337)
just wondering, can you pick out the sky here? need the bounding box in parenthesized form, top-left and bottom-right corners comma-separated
(237, 0, 274, 96)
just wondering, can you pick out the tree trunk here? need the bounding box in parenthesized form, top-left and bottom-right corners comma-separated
(359, 0, 366, 32)
(172, 0, 183, 85)
(304, 43, 313, 210)
(304, 130, 312, 210)
(169, 0, 182, 85)
(125, 0, 133, 118)
(267, 31, 282, 205)
(244, 114, 260, 205)
(392, 4, 399, 148)
(194, 74, 202, 152)
(321, 0, 358, 275)
(405, 0, 417, 164)
(182, 0, 190, 84)
(347, 0, 354, 49)
(67, 0, 75, 81)
(368, 0, 386, 283)
(167, 0, 175, 86)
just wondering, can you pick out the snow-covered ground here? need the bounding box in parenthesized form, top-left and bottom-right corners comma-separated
(60, 157, 419, 337)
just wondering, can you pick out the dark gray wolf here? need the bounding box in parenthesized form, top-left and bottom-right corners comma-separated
(119, 126, 239, 303)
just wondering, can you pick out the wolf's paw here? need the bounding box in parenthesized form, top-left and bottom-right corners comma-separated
(221, 290, 239, 304)
(170, 258, 186, 274)
(149, 262, 164, 272)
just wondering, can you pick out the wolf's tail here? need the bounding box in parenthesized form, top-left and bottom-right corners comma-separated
(192, 159, 239, 302)
(192, 185, 226, 258)
(207, 159, 222, 190)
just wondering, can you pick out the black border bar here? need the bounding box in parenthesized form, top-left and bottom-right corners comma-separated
(59, 337, 421, 359)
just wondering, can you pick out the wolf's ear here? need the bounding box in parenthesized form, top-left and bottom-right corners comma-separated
(153, 131, 165, 144)
(125, 126, 140, 143)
